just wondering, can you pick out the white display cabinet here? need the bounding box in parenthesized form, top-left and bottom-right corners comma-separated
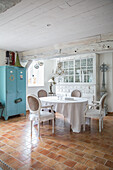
(56, 53, 99, 103)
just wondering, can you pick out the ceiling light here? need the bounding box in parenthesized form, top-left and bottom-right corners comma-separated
(47, 24, 51, 27)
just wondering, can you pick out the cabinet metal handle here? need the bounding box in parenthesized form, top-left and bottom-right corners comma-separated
(15, 98, 22, 103)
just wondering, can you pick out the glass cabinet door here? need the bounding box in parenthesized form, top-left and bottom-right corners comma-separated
(64, 61, 68, 69)
(69, 60, 74, 82)
(87, 58, 93, 83)
(64, 76, 68, 82)
(57, 57, 94, 84)
(81, 59, 86, 83)
(63, 61, 69, 82)
(75, 59, 81, 82)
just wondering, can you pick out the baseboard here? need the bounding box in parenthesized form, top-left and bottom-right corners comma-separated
(107, 112, 113, 114)
(107, 112, 113, 116)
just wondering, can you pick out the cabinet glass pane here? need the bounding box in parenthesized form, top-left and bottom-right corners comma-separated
(64, 69, 68, 75)
(64, 76, 68, 82)
(82, 69, 86, 74)
(75, 75, 80, 82)
(88, 74, 93, 82)
(87, 66, 93, 70)
(64, 61, 68, 68)
(69, 76, 74, 82)
(87, 75, 90, 82)
(75, 60, 80, 68)
(81, 66, 86, 70)
(69, 61, 74, 67)
(87, 58, 93, 66)
(81, 59, 86, 66)
(87, 70, 93, 74)
(84, 75, 87, 82)
(75, 68, 80, 74)
(81, 70, 86, 83)
(69, 68, 74, 75)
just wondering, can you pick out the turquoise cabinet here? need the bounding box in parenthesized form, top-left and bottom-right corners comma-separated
(0, 66, 26, 120)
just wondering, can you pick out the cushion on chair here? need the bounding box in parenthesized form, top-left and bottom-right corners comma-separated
(29, 113, 39, 121)
(40, 111, 54, 121)
(85, 109, 104, 118)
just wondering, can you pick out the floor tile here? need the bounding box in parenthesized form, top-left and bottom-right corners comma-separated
(73, 162, 87, 170)
(85, 160, 98, 169)
(39, 149, 50, 155)
(47, 152, 58, 159)
(36, 154, 48, 162)
(104, 154, 113, 162)
(64, 160, 76, 168)
(55, 155, 67, 163)
(44, 158, 57, 167)
(105, 160, 113, 168)
(94, 157, 106, 165)
(31, 161, 44, 169)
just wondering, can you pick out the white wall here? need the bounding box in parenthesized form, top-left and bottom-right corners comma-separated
(99, 52, 113, 112)
(0, 50, 6, 66)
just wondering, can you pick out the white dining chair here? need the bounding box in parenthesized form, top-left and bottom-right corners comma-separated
(27, 94, 54, 137)
(37, 89, 56, 118)
(37, 89, 47, 98)
(83, 93, 108, 132)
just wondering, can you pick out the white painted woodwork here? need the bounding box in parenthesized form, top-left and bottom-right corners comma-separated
(55, 53, 99, 104)
(21, 33, 113, 61)
(0, 0, 113, 51)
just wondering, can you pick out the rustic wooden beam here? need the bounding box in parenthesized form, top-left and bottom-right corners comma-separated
(20, 32, 113, 61)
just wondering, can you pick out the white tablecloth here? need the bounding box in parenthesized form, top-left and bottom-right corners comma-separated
(40, 96, 88, 133)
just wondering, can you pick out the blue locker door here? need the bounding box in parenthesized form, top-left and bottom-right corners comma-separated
(16, 68, 26, 116)
(6, 67, 17, 118)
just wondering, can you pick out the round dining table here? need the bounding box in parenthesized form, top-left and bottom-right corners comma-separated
(40, 96, 88, 133)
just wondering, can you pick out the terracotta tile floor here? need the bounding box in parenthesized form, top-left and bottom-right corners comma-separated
(0, 112, 113, 170)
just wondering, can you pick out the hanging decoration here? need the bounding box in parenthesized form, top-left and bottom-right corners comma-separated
(54, 62, 64, 76)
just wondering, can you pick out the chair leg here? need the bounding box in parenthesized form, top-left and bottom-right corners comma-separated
(89, 118, 91, 127)
(99, 119, 101, 132)
(52, 119, 54, 134)
(64, 116, 66, 124)
(31, 120, 33, 136)
(102, 118, 103, 129)
(54, 111, 56, 121)
(38, 121, 40, 137)
(83, 117, 85, 131)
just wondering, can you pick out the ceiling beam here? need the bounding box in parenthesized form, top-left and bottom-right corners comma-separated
(20, 32, 113, 61)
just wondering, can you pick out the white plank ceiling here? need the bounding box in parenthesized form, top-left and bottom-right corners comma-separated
(0, 0, 113, 52)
